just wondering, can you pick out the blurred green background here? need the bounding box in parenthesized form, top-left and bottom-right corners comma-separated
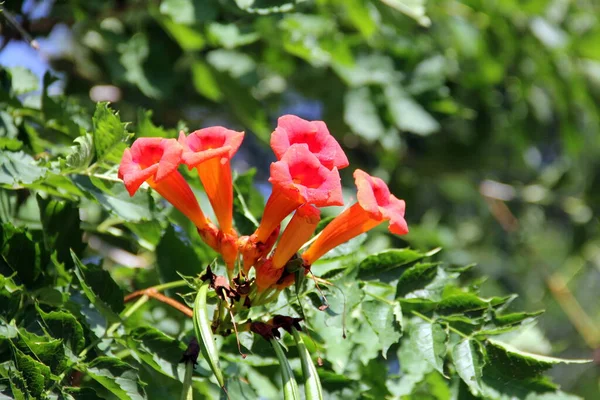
(2, 0, 599, 396)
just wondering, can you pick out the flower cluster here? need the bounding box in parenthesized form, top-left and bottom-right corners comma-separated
(119, 115, 408, 299)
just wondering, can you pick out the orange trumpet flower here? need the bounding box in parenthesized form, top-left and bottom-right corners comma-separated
(302, 169, 408, 265)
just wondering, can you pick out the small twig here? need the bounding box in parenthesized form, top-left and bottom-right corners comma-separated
(0, 7, 39, 49)
(546, 273, 600, 349)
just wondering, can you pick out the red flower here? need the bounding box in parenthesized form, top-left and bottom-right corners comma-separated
(271, 115, 349, 170)
(179, 127, 244, 234)
(302, 169, 408, 265)
(254, 144, 343, 243)
(118, 138, 208, 229)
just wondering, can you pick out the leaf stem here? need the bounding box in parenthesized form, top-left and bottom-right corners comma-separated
(411, 310, 470, 339)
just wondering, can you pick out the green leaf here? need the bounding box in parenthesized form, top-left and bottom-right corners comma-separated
(37, 306, 86, 354)
(233, 169, 261, 235)
(191, 61, 223, 102)
(0, 275, 22, 320)
(126, 326, 187, 380)
(85, 357, 147, 400)
(37, 195, 84, 269)
(71, 251, 123, 322)
(12, 348, 51, 398)
(384, 85, 440, 136)
(292, 328, 323, 400)
(486, 339, 591, 374)
(0, 151, 47, 186)
(14, 329, 66, 374)
(156, 225, 206, 285)
(362, 300, 402, 357)
(235, 0, 296, 14)
(358, 248, 426, 279)
(8, 67, 38, 95)
(71, 175, 155, 222)
(207, 23, 260, 49)
(270, 338, 301, 400)
(437, 293, 511, 315)
(380, 0, 431, 27)
(159, 0, 217, 25)
(157, 16, 206, 52)
(411, 320, 447, 376)
(8, 67, 40, 96)
(396, 262, 440, 297)
(63, 134, 94, 171)
(193, 282, 224, 387)
(92, 103, 130, 165)
(452, 339, 484, 396)
(118, 34, 162, 99)
(344, 87, 385, 142)
(1, 224, 47, 287)
(136, 110, 174, 138)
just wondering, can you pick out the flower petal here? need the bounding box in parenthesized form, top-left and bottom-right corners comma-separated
(271, 115, 348, 170)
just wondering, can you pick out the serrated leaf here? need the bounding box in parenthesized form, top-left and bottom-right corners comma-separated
(12, 348, 51, 398)
(85, 357, 147, 400)
(437, 293, 512, 315)
(64, 134, 94, 171)
(71, 251, 123, 323)
(358, 248, 425, 278)
(362, 300, 402, 357)
(36, 306, 85, 354)
(0, 151, 47, 186)
(37, 195, 84, 269)
(452, 339, 484, 396)
(396, 262, 440, 297)
(92, 103, 130, 165)
(411, 320, 447, 376)
(126, 326, 187, 380)
(486, 339, 591, 374)
(15, 329, 66, 374)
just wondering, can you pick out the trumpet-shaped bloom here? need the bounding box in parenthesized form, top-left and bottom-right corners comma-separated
(271, 115, 349, 170)
(302, 169, 408, 265)
(254, 144, 343, 243)
(179, 127, 244, 234)
(118, 138, 208, 229)
(254, 259, 281, 292)
(272, 204, 320, 270)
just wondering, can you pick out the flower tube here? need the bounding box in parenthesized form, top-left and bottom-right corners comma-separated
(118, 138, 208, 229)
(302, 169, 408, 265)
(179, 127, 244, 234)
(254, 144, 344, 244)
(271, 115, 349, 170)
(272, 204, 320, 270)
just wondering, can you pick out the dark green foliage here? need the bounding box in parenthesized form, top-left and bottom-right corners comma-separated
(0, 0, 598, 398)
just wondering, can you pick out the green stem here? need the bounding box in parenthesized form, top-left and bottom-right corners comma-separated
(411, 310, 470, 339)
(179, 361, 194, 400)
